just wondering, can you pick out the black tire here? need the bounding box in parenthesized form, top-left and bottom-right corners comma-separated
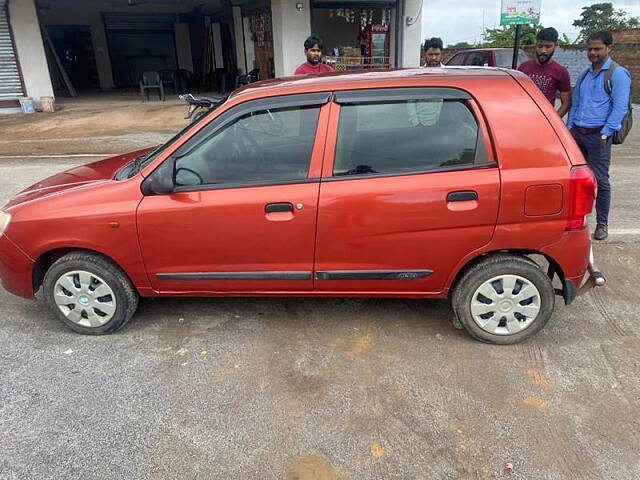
(451, 254, 555, 345)
(42, 252, 139, 335)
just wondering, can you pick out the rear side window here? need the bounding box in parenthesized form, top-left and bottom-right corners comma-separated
(446, 53, 466, 66)
(495, 49, 529, 68)
(333, 97, 488, 177)
(465, 51, 489, 66)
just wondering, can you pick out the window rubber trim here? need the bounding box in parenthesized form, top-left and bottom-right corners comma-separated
(173, 177, 321, 193)
(334, 87, 472, 104)
(326, 162, 497, 182)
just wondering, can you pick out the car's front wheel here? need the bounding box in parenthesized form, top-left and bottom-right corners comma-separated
(42, 252, 139, 334)
(452, 254, 555, 344)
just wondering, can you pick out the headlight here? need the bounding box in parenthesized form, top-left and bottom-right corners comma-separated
(0, 212, 11, 236)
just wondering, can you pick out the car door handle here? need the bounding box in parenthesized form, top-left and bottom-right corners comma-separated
(447, 191, 478, 202)
(265, 202, 293, 213)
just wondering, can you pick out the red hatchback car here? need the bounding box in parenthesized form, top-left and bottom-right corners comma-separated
(0, 68, 601, 343)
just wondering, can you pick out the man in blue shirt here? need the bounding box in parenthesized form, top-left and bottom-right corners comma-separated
(567, 31, 632, 241)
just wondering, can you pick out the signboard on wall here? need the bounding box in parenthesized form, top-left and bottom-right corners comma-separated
(500, 0, 542, 25)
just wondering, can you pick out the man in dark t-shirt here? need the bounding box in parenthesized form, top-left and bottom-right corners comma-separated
(293, 35, 334, 75)
(518, 27, 571, 118)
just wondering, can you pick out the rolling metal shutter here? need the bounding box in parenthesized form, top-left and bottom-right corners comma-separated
(0, 0, 24, 100)
(103, 13, 176, 31)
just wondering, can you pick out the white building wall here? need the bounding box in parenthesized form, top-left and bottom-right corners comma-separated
(271, 0, 311, 77)
(8, 0, 54, 99)
(400, 0, 422, 67)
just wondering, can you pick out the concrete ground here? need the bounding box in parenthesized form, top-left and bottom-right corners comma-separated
(0, 91, 217, 156)
(0, 106, 639, 479)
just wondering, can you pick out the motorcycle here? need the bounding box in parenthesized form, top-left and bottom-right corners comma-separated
(179, 93, 225, 122)
(179, 69, 260, 122)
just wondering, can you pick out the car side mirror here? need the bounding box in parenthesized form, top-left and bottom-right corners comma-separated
(141, 157, 176, 195)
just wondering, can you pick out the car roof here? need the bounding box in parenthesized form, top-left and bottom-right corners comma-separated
(452, 48, 524, 53)
(231, 67, 511, 99)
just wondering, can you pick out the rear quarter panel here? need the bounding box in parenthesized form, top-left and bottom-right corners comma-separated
(508, 70, 586, 166)
(444, 74, 590, 290)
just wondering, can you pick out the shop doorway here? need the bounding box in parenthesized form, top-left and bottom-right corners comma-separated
(311, 7, 394, 71)
(46, 26, 100, 92)
(103, 14, 178, 88)
(247, 10, 274, 80)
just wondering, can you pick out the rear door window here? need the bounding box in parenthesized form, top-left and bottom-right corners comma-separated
(333, 89, 490, 177)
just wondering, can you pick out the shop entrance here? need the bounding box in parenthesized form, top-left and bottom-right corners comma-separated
(46, 26, 101, 93)
(247, 10, 275, 80)
(103, 14, 178, 88)
(311, 3, 396, 71)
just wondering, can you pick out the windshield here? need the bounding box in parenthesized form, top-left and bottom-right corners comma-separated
(116, 95, 229, 180)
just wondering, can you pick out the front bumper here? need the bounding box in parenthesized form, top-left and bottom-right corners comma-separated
(0, 235, 35, 299)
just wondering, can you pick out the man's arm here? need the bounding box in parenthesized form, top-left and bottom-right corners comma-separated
(557, 91, 571, 118)
(601, 67, 632, 137)
(557, 67, 572, 118)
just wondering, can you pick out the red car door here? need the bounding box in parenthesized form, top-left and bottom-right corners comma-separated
(137, 93, 330, 293)
(314, 88, 500, 294)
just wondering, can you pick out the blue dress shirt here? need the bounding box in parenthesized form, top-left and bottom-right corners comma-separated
(567, 57, 632, 137)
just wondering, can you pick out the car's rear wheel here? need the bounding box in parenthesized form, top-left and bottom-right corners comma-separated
(452, 254, 555, 344)
(43, 252, 139, 335)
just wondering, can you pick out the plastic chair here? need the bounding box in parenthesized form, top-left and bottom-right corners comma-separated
(140, 71, 165, 101)
(159, 70, 177, 94)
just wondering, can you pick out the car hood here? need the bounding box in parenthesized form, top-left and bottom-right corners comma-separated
(4, 148, 154, 209)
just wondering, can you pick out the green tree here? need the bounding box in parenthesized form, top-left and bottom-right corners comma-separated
(481, 24, 544, 47)
(557, 33, 574, 46)
(573, 2, 640, 42)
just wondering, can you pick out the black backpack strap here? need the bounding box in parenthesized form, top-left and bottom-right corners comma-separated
(603, 61, 619, 96)
(576, 68, 589, 89)
(573, 68, 590, 110)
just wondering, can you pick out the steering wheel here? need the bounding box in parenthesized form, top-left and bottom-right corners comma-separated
(175, 167, 204, 186)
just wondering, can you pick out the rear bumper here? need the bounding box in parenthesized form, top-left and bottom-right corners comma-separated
(0, 235, 35, 299)
(541, 229, 591, 285)
(563, 246, 605, 305)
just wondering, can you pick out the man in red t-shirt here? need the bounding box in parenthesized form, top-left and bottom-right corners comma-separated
(518, 27, 571, 118)
(293, 35, 334, 75)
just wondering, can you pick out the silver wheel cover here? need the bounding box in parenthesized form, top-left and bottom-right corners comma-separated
(470, 274, 542, 336)
(53, 270, 117, 328)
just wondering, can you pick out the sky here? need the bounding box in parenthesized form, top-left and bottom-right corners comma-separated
(421, 0, 640, 46)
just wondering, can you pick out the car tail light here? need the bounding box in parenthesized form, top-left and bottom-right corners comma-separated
(566, 166, 596, 230)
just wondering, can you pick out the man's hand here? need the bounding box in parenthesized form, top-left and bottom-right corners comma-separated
(600, 134, 608, 146)
(557, 91, 571, 118)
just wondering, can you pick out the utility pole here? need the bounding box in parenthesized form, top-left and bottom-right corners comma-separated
(512, 24, 522, 69)
(482, 8, 485, 37)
